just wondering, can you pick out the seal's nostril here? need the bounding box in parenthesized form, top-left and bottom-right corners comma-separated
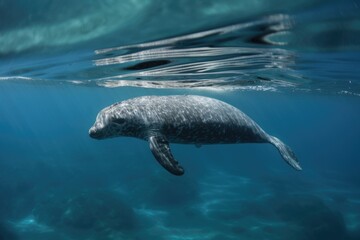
(89, 127, 97, 137)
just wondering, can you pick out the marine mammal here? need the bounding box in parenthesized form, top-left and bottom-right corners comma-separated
(89, 95, 301, 175)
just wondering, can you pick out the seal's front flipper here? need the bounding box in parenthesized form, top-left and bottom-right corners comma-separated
(149, 135, 185, 176)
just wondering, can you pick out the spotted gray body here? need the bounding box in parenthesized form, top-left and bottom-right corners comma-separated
(89, 95, 301, 175)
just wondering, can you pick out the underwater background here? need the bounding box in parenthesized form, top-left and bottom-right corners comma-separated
(1, 0, 360, 239)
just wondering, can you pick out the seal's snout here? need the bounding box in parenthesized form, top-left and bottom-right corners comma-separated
(89, 126, 100, 139)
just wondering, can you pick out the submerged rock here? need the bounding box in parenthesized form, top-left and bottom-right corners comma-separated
(62, 191, 136, 231)
(34, 190, 136, 232)
(276, 195, 347, 240)
(0, 221, 18, 240)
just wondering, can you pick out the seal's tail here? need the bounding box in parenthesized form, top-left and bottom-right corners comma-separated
(268, 136, 302, 171)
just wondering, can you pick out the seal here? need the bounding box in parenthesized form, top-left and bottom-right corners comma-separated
(89, 95, 301, 175)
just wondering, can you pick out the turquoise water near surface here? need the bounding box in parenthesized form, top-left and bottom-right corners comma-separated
(0, 0, 360, 239)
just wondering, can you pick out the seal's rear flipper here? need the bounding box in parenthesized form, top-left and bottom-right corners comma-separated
(149, 135, 185, 176)
(268, 136, 302, 171)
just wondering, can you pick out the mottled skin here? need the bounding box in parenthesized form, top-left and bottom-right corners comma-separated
(89, 95, 301, 175)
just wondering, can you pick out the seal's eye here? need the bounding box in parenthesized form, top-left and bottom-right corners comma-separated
(113, 118, 125, 125)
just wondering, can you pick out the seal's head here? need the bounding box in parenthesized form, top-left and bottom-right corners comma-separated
(89, 104, 133, 139)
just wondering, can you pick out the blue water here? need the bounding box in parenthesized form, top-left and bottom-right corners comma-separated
(1, 0, 360, 239)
